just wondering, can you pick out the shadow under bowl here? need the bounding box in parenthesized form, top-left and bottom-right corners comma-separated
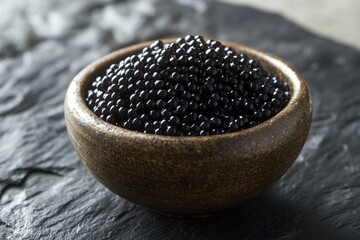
(64, 39, 312, 216)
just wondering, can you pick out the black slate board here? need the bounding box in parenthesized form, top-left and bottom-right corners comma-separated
(1, 0, 360, 239)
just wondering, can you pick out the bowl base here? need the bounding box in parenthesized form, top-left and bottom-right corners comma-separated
(147, 208, 212, 218)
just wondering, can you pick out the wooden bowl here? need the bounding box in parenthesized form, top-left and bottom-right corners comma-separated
(64, 39, 312, 216)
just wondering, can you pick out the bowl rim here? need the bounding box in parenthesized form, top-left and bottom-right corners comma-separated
(66, 38, 310, 142)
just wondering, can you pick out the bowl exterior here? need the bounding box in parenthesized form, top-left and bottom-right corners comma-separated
(64, 40, 312, 215)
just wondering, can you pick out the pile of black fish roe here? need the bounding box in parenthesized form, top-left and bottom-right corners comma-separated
(85, 35, 291, 136)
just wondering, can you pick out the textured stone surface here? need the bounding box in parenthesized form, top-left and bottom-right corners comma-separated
(1, 0, 360, 239)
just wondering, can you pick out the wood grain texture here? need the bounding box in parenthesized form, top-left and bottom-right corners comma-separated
(1, 0, 360, 239)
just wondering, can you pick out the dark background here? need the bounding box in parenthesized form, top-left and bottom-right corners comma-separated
(1, 0, 360, 239)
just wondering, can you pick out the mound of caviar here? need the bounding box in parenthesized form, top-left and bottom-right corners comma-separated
(86, 35, 290, 136)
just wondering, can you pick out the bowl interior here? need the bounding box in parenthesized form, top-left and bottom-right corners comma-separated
(71, 38, 307, 141)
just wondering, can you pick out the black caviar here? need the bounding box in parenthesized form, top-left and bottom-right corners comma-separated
(86, 35, 291, 136)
